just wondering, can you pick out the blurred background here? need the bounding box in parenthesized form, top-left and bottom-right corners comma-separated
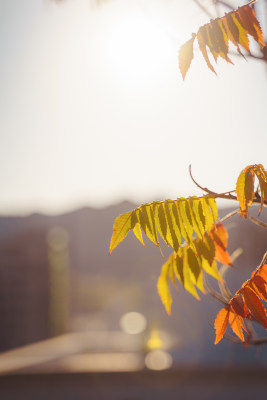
(0, 0, 267, 398)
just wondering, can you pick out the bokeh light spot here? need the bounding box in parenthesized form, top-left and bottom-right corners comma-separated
(145, 349, 173, 371)
(120, 312, 147, 334)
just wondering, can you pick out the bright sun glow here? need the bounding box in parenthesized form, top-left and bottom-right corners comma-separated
(103, 12, 173, 84)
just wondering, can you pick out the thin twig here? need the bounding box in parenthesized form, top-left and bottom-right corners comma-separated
(213, 0, 235, 11)
(192, 0, 215, 18)
(220, 209, 239, 224)
(219, 331, 267, 345)
(259, 251, 267, 267)
(189, 165, 267, 206)
(203, 272, 229, 305)
(218, 248, 243, 301)
(248, 215, 267, 229)
(189, 165, 237, 200)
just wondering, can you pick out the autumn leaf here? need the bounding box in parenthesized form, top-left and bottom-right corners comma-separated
(238, 4, 265, 49)
(209, 223, 232, 265)
(157, 262, 172, 315)
(110, 196, 218, 254)
(109, 211, 134, 254)
(179, 4, 266, 79)
(179, 33, 196, 80)
(241, 286, 267, 329)
(197, 26, 217, 75)
(214, 261, 267, 344)
(214, 307, 229, 345)
(236, 164, 267, 217)
(229, 312, 246, 342)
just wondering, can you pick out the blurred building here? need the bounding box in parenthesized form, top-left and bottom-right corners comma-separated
(0, 230, 49, 351)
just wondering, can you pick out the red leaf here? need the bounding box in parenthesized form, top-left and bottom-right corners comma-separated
(241, 286, 267, 329)
(230, 294, 251, 319)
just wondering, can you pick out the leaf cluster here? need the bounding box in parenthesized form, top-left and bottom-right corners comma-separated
(158, 223, 231, 314)
(179, 3, 266, 79)
(110, 196, 232, 314)
(215, 262, 267, 344)
(110, 162, 267, 345)
(109, 196, 219, 255)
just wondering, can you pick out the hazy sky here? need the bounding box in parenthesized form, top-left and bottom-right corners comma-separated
(0, 0, 266, 214)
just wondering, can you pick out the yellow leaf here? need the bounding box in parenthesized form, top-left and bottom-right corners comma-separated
(176, 199, 193, 242)
(157, 262, 172, 315)
(138, 204, 159, 246)
(202, 259, 223, 282)
(206, 196, 218, 224)
(180, 247, 200, 300)
(236, 168, 255, 218)
(133, 223, 144, 246)
(164, 200, 181, 252)
(253, 164, 267, 215)
(109, 211, 134, 254)
(154, 202, 169, 244)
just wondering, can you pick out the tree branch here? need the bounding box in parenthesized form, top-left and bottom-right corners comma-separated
(189, 165, 267, 207)
(189, 164, 237, 200)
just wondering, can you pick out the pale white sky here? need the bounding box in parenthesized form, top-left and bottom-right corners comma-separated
(0, 0, 266, 214)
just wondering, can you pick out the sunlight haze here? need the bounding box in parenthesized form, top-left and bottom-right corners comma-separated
(0, 0, 266, 214)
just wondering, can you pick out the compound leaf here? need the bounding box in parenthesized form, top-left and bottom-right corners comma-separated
(214, 262, 267, 344)
(179, 4, 266, 78)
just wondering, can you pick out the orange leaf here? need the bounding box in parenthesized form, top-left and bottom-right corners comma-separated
(214, 307, 229, 344)
(210, 223, 232, 265)
(241, 286, 267, 329)
(229, 311, 245, 342)
(179, 34, 196, 80)
(197, 27, 216, 75)
(250, 275, 267, 302)
(258, 264, 267, 281)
